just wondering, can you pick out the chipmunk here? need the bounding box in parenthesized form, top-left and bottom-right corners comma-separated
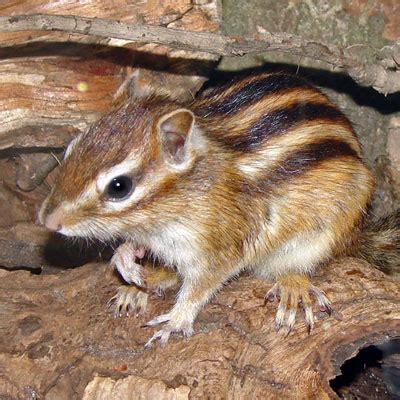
(39, 72, 400, 346)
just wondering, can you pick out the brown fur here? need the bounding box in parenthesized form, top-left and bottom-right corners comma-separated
(353, 210, 400, 274)
(40, 72, 397, 343)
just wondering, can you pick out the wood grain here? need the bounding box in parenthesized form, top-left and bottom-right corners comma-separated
(0, 257, 398, 398)
(0, 13, 399, 94)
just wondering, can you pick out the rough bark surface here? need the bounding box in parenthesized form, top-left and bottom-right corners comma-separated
(0, 257, 398, 399)
(0, 13, 399, 94)
(0, 0, 220, 152)
(0, 1, 220, 48)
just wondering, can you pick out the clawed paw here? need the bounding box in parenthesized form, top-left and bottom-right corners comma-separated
(107, 286, 148, 318)
(265, 275, 332, 335)
(111, 242, 145, 286)
(144, 313, 194, 347)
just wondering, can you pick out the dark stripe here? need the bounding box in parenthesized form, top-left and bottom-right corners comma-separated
(214, 102, 351, 152)
(266, 139, 359, 185)
(196, 74, 312, 117)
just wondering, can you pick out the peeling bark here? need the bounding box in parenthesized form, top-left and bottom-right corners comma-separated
(0, 257, 398, 398)
(0, 14, 399, 94)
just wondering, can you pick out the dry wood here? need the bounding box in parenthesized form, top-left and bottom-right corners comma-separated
(0, 223, 102, 270)
(0, 14, 399, 94)
(0, 2, 219, 152)
(0, 53, 126, 150)
(0, 256, 398, 398)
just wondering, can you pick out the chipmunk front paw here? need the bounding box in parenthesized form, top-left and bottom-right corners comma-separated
(107, 285, 148, 318)
(144, 312, 194, 347)
(111, 242, 145, 286)
(265, 274, 332, 334)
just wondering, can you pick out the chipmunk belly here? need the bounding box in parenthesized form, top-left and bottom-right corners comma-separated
(249, 231, 335, 279)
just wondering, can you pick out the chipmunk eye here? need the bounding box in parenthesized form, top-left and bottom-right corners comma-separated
(106, 175, 134, 200)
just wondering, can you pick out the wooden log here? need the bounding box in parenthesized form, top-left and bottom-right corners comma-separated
(0, 1, 220, 49)
(0, 1, 220, 151)
(0, 257, 398, 398)
(0, 13, 399, 94)
(0, 51, 125, 150)
(0, 223, 104, 270)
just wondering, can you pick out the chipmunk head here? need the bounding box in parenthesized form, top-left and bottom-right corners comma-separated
(39, 97, 203, 241)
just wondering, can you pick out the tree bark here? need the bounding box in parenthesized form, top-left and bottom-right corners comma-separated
(0, 14, 399, 94)
(0, 257, 398, 398)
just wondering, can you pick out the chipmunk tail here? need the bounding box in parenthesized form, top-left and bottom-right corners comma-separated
(352, 210, 400, 275)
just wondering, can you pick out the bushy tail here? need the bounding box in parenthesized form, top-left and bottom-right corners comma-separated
(352, 210, 400, 275)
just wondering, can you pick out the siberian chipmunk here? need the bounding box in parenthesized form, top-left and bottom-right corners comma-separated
(39, 72, 400, 346)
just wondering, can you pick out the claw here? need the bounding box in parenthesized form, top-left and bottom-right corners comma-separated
(266, 275, 333, 335)
(274, 303, 286, 331)
(145, 329, 171, 348)
(107, 286, 148, 318)
(319, 305, 333, 315)
(145, 313, 171, 327)
(144, 313, 194, 348)
(264, 284, 280, 304)
(286, 309, 297, 332)
(309, 285, 332, 315)
(303, 305, 315, 333)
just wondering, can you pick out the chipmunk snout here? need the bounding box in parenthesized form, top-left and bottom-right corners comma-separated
(39, 203, 63, 232)
(43, 211, 62, 232)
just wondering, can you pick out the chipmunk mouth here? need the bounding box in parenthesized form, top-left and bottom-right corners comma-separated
(54, 222, 103, 240)
(50, 217, 93, 237)
(40, 204, 91, 238)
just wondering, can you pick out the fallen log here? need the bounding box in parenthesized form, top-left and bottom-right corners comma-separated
(0, 257, 398, 398)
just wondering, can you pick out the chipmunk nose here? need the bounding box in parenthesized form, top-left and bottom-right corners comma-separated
(44, 212, 62, 232)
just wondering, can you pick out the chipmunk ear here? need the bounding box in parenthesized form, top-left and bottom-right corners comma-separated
(157, 109, 195, 166)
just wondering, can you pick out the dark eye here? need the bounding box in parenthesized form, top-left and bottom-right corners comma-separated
(106, 176, 134, 200)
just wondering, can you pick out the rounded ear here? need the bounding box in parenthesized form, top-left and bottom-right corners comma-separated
(157, 109, 195, 166)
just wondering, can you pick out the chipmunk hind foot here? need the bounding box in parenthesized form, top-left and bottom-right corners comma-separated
(265, 274, 333, 335)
